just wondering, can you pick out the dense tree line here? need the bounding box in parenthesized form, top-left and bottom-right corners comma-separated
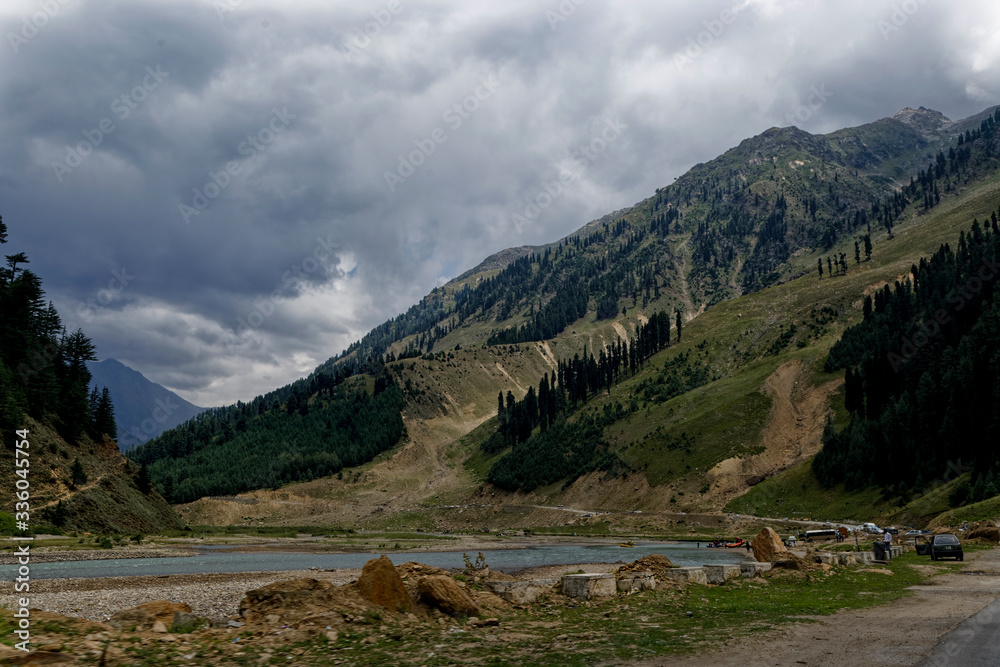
(815, 213, 1000, 502)
(485, 416, 619, 492)
(483, 310, 681, 486)
(130, 376, 405, 503)
(0, 215, 116, 445)
(635, 351, 710, 404)
(486, 281, 589, 345)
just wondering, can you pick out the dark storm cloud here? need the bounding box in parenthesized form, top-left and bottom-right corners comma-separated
(1, 0, 998, 405)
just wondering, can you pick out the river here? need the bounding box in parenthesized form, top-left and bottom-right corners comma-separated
(27, 541, 751, 579)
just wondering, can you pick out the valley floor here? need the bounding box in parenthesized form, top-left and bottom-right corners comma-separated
(3, 542, 997, 665)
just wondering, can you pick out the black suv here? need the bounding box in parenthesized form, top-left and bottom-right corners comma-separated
(915, 534, 964, 561)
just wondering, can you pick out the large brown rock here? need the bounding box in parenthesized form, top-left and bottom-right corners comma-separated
(239, 578, 343, 622)
(358, 555, 411, 613)
(416, 575, 480, 617)
(751, 527, 790, 563)
(967, 522, 1000, 543)
(108, 600, 192, 631)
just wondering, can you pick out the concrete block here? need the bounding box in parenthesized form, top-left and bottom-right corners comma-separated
(890, 546, 903, 558)
(739, 562, 772, 578)
(703, 564, 741, 585)
(662, 567, 708, 585)
(616, 572, 655, 593)
(855, 552, 874, 564)
(486, 579, 557, 605)
(816, 553, 837, 565)
(836, 553, 856, 566)
(561, 574, 617, 599)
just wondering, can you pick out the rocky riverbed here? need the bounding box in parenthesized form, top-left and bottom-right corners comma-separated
(0, 569, 359, 622)
(0, 546, 197, 564)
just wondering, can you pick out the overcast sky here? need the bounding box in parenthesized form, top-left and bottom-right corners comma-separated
(2, 0, 999, 407)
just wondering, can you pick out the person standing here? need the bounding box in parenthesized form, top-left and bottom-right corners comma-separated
(883, 528, 892, 560)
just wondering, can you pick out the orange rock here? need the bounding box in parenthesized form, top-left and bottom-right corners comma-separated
(751, 527, 789, 563)
(358, 555, 412, 613)
(239, 578, 341, 622)
(416, 575, 480, 617)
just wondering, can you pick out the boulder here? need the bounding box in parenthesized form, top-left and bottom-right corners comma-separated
(239, 578, 342, 622)
(416, 575, 480, 617)
(967, 522, 1000, 543)
(358, 555, 411, 613)
(108, 600, 192, 631)
(751, 527, 790, 563)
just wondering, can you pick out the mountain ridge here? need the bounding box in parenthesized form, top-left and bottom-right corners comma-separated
(145, 103, 1000, 531)
(87, 358, 206, 452)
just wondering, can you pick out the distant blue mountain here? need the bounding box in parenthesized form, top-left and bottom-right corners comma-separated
(86, 358, 206, 452)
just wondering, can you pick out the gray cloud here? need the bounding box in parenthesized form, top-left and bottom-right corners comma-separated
(1, 0, 998, 405)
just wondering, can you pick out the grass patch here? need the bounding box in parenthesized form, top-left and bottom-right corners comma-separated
(725, 458, 894, 522)
(933, 494, 1000, 526)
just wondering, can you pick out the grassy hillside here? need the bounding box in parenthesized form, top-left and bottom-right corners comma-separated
(0, 416, 182, 534)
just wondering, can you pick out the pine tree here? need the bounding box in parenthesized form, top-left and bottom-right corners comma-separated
(70, 458, 87, 487)
(864, 234, 872, 261)
(675, 310, 682, 341)
(93, 387, 117, 441)
(854, 241, 861, 265)
(136, 464, 153, 494)
(818, 257, 824, 278)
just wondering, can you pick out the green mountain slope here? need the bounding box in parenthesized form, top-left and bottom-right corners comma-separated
(145, 105, 1000, 529)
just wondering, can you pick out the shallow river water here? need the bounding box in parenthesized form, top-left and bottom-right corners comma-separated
(29, 541, 751, 579)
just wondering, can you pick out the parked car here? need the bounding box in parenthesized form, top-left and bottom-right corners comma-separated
(914, 534, 964, 561)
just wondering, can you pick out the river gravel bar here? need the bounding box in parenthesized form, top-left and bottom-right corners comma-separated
(0, 569, 361, 622)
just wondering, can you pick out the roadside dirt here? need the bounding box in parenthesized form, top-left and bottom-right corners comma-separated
(641, 546, 1000, 667)
(703, 359, 842, 507)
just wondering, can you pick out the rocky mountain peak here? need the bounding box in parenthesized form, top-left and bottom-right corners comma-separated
(891, 106, 952, 138)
